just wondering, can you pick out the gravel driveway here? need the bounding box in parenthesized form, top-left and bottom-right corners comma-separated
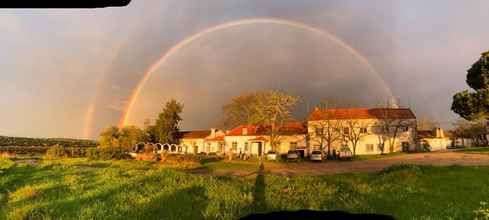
(266, 152, 489, 176)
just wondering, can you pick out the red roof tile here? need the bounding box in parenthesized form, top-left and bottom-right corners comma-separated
(179, 130, 211, 139)
(226, 122, 307, 136)
(205, 135, 225, 141)
(309, 108, 416, 121)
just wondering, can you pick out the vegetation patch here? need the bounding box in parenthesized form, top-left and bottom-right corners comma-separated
(1, 159, 489, 219)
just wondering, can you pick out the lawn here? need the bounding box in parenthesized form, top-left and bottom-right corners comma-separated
(461, 147, 489, 154)
(356, 152, 409, 161)
(1, 157, 488, 220)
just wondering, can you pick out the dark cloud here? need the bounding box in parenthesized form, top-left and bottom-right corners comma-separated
(1, 0, 488, 138)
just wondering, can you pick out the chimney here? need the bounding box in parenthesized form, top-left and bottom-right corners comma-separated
(210, 128, 216, 137)
(242, 127, 248, 135)
(435, 128, 444, 138)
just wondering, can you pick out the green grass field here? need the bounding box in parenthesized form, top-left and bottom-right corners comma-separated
(1, 157, 489, 220)
(461, 147, 489, 154)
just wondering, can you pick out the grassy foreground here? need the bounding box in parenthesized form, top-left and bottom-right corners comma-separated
(1, 158, 489, 220)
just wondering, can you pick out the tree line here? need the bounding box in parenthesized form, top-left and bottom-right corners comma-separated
(0, 136, 97, 148)
(98, 99, 184, 150)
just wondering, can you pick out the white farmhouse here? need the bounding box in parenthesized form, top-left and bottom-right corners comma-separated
(308, 108, 417, 155)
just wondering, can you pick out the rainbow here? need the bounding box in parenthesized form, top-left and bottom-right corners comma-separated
(84, 17, 394, 136)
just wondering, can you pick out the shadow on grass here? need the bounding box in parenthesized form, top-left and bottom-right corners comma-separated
(240, 162, 395, 220)
(121, 185, 208, 220)
(252, 163, 266, 212)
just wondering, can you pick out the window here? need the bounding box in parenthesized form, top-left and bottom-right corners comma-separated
(399, 127, 408, 132)
(244, 142, 249, 152)
(360, 127, 368, 134)
(206, 143, 211, 153)
(219, 142, 225, 152)
(366, 144, 374, 152)
(343, 127, 350, 135)
(232, 142, 238, 152)
(315, 128, 323, 136)
(290, 142, 298, 150)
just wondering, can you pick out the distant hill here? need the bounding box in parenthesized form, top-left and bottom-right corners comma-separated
(0, 135, 98, 147)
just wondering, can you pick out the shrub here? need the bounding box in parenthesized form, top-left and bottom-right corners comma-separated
(0, 158, 15, 170)
(97, 147, 128, 160)
(45, 144, 68, 159)
(85, 147, 99, 160)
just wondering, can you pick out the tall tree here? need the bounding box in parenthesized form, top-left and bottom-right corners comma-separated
(256, 90, 299, 151)
(119, 126, 145, 151)
(143, 118, 158, 143)
(452, 51, 489, 120)
(222, 91, 267, 129)
(154, 99, 184, 144)
(98, 126, 120, 148)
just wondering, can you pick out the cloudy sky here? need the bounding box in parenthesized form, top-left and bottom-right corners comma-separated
(0, 0, 488, 139)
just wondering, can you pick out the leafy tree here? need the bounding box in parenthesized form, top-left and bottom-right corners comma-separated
(143, 119, 158, 143)
(452, 51, 489, 120)
(222, 91, 268, 129)
(119, 126, 145, 151)
(98, 126, 120, 148)
(154, 99, 184, 144)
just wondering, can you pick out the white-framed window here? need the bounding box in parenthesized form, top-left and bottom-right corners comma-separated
(244, 142, 249, 152)
(232, 142, 238, 151)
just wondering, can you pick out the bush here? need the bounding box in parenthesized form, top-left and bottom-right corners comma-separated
(45, 145, 68, 159)
(85, 147, 99, 160)
(0, 158, 15, 170)
(97, 147, 129, 160)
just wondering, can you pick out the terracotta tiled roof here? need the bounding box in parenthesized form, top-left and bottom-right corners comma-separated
(226, 125, 260, 136)
(179, 130, 211, 139)
(249, 136, 267, 141)
(226, 122, 307, 136)
(309, 108, 416, 121)
(205, 135, 225, 141)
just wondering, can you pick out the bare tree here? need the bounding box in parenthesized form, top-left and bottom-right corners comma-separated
(256, 90, 299, 152)
(310, 100, 344, 158)
(375, 108, 413, 154)
(343, 118, 370, 157)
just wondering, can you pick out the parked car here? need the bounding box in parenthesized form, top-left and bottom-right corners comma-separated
(266, 151, 278, 160)
(310, 150, 323, 161)
(287, 150, 299, 161)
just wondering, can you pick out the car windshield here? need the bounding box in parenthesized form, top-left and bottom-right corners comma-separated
(1, 1, 485, 219)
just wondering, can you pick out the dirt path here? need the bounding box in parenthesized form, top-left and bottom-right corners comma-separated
(265, 152, 489, 176)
